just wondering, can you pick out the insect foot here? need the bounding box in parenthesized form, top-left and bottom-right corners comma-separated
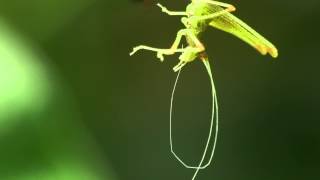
(129, 46, 140, 56)
(156, 49, 176, 62)
(157, 3, 169, 14)
(156, 52, 165, 62)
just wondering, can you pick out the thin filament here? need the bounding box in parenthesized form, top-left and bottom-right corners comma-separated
(191, 59, 219, 180)
(169, 59, 219, 180)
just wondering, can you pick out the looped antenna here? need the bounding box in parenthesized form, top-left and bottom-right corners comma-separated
(169, 59, 219, 180)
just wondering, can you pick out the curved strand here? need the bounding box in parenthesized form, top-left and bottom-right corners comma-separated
(191, 59, 219, 180)
(169, 58, 219, 175)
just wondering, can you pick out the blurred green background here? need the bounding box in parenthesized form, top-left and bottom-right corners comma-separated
(0, 0, 319, 180)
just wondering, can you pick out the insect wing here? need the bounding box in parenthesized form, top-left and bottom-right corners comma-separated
(209, 12, 278, 58)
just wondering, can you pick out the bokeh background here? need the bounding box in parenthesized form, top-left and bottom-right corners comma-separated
(0, 0, 319, 180)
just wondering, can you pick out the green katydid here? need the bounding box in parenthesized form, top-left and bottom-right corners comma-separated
(130, 0, 278, 179)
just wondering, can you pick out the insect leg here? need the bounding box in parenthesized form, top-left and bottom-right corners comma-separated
(192, 1, 236, 22)
(157, 3, 188, 16)
(130, 45, 186, 55)
(130, 29, 193, 61)
(197, 8, 235, 21)
(169, 29, 191, 50)
(150, 29, 190, 61)
(201, 0, 236, 11)
(130, 45, 185, 61)
(185, 31, 205, 53)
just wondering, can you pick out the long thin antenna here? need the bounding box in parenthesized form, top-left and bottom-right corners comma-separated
(191, 59, 219, 180)
(169, 59, 219, 180)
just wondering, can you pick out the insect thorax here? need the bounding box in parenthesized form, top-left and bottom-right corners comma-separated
(185, 2, 212, 33)
(186, 1, 213, 17)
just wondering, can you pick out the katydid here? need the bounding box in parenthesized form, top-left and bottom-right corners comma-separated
(130, 1, 278, 179)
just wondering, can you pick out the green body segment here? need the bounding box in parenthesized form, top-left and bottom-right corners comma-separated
(185, 0, 278, 58)
(208, 11, 278, 57)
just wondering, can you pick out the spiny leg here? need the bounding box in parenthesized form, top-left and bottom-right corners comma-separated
(130, 29, 190, 61)
(156, 29, 191, 60)
(157, 3, 188, 16)
(130, 45, 182, 56)
(186, 31, 205, 52)
(189, 0, 236, 22)
(201, 0, 236, 11)
(129, 45, 185, 61)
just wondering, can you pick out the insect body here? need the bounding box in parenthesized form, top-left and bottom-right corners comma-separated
(130, 1, 278, 179)
(130, 0, 278, 71)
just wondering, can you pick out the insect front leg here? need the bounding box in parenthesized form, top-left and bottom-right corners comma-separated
(130, 29, 190, 61)
(129, 45, 185, 61)
(167, 29, 191, 52)
(151, 29, 193, 61)
(192, 0, 235, 21)
(157, 3, 188, 16)
(201, 0, 236, 12)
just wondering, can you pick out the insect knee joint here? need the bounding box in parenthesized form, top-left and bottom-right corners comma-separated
(228, 5, 236, 12)
(177, 29, 188, 36)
